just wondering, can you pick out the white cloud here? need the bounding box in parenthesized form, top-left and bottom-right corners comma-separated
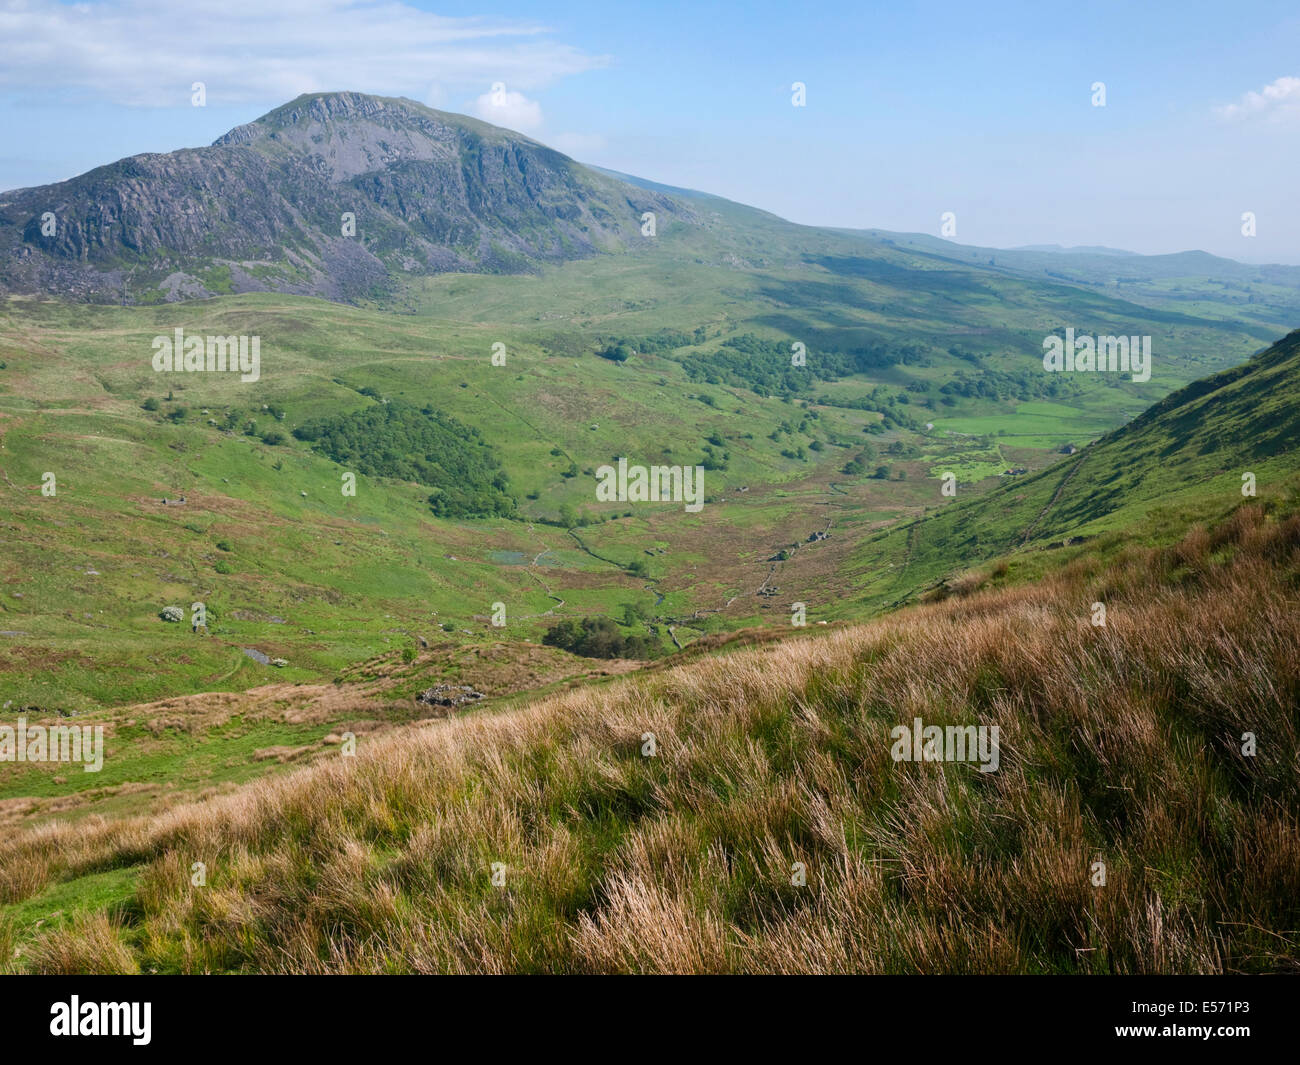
(468, 87, 544, 134)
(1216, 75, 1300, 121)
(463, 90, 606, 158)
(0, 0, 609, 107)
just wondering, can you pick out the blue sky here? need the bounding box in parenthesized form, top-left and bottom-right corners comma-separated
(2, 0, 1298, 261)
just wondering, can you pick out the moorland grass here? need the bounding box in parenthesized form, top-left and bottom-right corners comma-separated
(4, 502, 1296, 973)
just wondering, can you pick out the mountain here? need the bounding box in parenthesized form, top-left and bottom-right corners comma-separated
(6, 89, 1300, 344)
(0, 92, 680, 303)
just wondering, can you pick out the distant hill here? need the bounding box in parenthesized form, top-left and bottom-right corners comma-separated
(844, 230, 1300, 331)
(1011, 243, 1138, 256)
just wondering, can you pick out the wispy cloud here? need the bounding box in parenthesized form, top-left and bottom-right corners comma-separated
(465, 87, 609, 156)
(1216, 75, 1300, 121)
(0, 0, 609, 107)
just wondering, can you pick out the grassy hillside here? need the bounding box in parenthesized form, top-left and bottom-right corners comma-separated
(3, 229, 1293, 709)
(850, 329, 1300, 608)
(5, 106, 1296, 714)
(3, 501, 1296, 973)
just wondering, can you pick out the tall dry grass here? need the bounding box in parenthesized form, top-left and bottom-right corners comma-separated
(3, 504, 1298, 973)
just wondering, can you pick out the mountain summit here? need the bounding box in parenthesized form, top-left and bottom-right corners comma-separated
(0, 92, 679, 303)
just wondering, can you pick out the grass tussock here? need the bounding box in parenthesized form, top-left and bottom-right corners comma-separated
(3, 503, 1299, 973)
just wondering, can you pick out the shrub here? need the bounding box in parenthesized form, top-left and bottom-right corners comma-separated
(542, 616, 656, 659)
(597, 342, 633, 362)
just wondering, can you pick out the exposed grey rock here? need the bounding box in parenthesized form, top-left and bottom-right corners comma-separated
(0, 91, 687, 305)
(416, 684, 485, 712)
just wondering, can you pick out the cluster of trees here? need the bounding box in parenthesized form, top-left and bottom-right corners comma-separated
(549, 503, 634, 529)
(768, 410, 826, 460)
(678, 334, 1074, 415)
(841, 445, 877, 476)
(542, 615, 658, 659)
(700, 442, 730, 470)
(293, 400, 515, 519)
(816, 388, 923, 432)
(769, 411, 820, 439)
(680, 334, 933, 401)
(935, 367, 1076, 403)
(841, 439, 918, 480)
(682, 335, 813, 395)
(596, 329, 696, 362)
(597, 341, 634, 362)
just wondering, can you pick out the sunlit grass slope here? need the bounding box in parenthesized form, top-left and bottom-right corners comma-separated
(3, 502, 1296, 973)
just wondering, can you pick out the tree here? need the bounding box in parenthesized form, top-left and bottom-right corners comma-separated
(542, 616, 656, 659)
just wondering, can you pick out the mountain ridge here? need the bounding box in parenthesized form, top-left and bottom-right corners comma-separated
(0, 92, 681, 303)
(6, 90, 1299, 323)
